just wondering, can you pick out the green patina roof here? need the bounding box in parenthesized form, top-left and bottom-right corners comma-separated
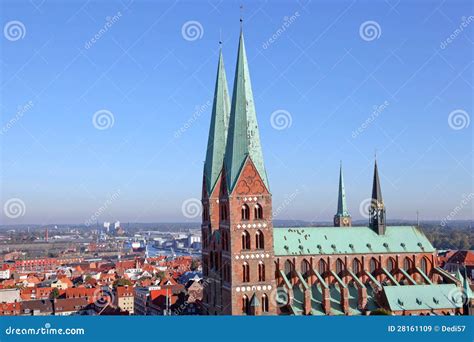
(203, 49, 231, 195)
(273, 226, 435, 256)
(224, 31, 269, 192)
(383, 284, 459, 311)
(336, 163, 349, 217)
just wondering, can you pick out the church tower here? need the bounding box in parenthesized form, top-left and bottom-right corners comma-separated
(369, 160, 386, 234)
(333, 162, 351, 227)
(201, 47, 230, 315)
(218, 31, 276, 315)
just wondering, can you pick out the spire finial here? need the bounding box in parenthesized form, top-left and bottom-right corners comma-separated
(374, 148, 377, 161)
(219, 29, 222, 46)
(240, 4, 244, 29)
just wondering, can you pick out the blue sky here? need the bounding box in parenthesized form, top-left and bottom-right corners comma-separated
(0, 0, 472, 224)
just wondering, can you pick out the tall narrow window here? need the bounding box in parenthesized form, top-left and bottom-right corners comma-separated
(387, 258, 395, 272)
(420, 257, 428, 274)
(352, 259, 361, 274)
(242, 262, 250, 282)
(262, 294, 269, 313)
(254, 204, 263, 220)
(318, 259, 327, 275)
(301, 259, 310, 280)
(242, 295, 249, 314)
(403, 257, 411, 271)
(255, 230, 264, 249)
(258, 262, 265, 281)
(284, 260, 294, 279)
(241, 231, 251, 250)
(370, 258, 378, 274)
(336, 258, 344, 274)
(241, 204, 250, 220)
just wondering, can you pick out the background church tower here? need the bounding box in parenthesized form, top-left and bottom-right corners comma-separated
(369, 160, 386, 234)
(218, 31, 276, 315)
(334, 162, 351, 227)
(201, 47, 230, 315)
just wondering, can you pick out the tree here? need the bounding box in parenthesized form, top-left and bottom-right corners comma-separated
(113, 278, 132, 288)
(190, 259, 199, 271)
(370, 308, 392, 315)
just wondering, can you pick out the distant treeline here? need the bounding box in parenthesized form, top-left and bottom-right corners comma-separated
(420, 224, 473, 250)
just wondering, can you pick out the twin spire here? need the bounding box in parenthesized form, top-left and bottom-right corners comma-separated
(204, 31, 268, 196)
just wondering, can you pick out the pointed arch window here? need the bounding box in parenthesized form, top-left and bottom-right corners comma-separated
(284, 260, 294, 278)
(370, 258, 378, 274)
(255, 230, 264, 249)
(220, 204, 228, 221)
(301, 259, 311, 279)
(242, 262, 250, 283)
(420, 257, 428, 274)
(318, 259, 327, 275)
(258, 262, 265, 281)
(387, 258, 395, 272)
(241, 204, 250, 221)
(241, 231, 251, 250)
(352, 259, 361, 274)
(242, 295, 249, 315)
(403, 257, 411, 271)
(262, 294, 269, 313)
(336, 258, 345, 275)
(254, 204, 263, 220)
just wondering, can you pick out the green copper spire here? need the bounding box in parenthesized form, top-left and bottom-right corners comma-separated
(224, 31, 269, 192)
(372, 159, 383, 205)
(203, 49, 231, 195)
(336, 162, 349, 216)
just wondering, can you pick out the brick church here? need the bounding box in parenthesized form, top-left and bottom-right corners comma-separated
(200, 30, 472, 316)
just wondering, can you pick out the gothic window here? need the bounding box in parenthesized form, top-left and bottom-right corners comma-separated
(336, 258, 345, 275)
(215, 252, 220, 270)
(202, 205, 209, 222)
(420, 257, 428, 274)
(301, 259, 311, 279)
(242, 295, 249, 314)
(255, 230, 264, 249)
(241, 231, 251, 250)
(387, 258, 395, 272)
(352, 259, 361, 274)
(370, 258, 378, 274)
(241, 204, 250, 221)
(242, 262, 250, 283)
(403, 257, 411, 271)
(254, 204, 263, 220)
(318, 259, 327, 275)
(258, 262, 265, 281)
(284, 260, 294, 278)
(220, 204, 228, 221)
(262, 294, 269, 313)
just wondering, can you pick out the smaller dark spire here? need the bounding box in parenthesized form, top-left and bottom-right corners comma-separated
(371, 159, 383, 204)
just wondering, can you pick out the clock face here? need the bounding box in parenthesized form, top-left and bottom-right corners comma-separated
(342, 217, 350, 225)
(334, 217, 340, 225)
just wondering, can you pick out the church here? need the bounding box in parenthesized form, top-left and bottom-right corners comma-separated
(200, 30, 471, 316)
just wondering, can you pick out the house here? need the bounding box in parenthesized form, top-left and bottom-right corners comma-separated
(54, 297, 90, 316)
(0, 302, 21, 315)
(21, 299, 54, 316)
(114, 285, 134, 314)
